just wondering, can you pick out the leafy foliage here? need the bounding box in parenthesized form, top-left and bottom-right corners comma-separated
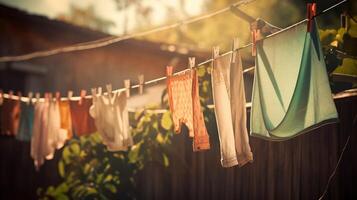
(38, 109, 175, 199)
(320, 15, 357, 92)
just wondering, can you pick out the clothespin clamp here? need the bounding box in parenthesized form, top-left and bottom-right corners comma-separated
(91, 88, 97, 97)
(0, 90, 3, 105)
(35, 92, 41, 103)
(166, 66, 173, 77)
(91, 88, 97, 102)
(212, 46, 220, 59)
(67, 90, 73, 100)
(17, 91, 22, 102)
(188, 57, 195, 69)
(307, 3, 316, 32)
(232, 38, 239, 63)
(79, 90, 86, 105)
(48, 93, 53, 102)
(28, 92, 33, 105)
(9, 90, 14, 99)
(55, 92, 61, 102)
(106, 84, 112, 99)
(211, 46, 220, 71)
(188, 57, 195, 77)
(251, 28, 258, 56)
(124, 79, 130, 98)
(44, 93, 49, 101)
(138, 74, 144, 95)
(97, 87, 102, 96)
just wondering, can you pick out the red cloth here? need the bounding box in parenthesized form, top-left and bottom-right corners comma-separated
(69, 98, 96, 136)
(0, 98, 21, 136)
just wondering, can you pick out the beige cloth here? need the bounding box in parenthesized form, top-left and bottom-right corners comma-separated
(31, 101, 49, 170)
(90, 91, 133, 151)
(211, 52, 253, 167)
(31, 99, 67, 170)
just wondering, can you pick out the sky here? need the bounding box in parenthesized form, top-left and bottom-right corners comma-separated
(0, 0, 206, 34)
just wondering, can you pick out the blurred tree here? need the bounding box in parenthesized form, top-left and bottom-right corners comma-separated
(140, 0, 302, 51)
(113, 0, 153, 34)
(320, 13, 357, 92)
(57, 5, 115, 33)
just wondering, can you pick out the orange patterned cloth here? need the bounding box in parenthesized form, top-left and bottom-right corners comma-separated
(58, 100, 73, 139)
(166, 66, 210, 151)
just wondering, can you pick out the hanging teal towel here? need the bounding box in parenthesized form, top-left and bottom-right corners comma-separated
(250, 20, 338, 140)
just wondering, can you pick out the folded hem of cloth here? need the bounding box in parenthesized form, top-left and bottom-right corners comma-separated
(193, 135, 210, 151)
(221, 157, 239, 168)
(237, 153, 254, 167)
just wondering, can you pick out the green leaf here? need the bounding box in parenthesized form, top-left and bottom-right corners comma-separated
(62, 146, 73, 164)
(70, 143, 80, 155)
(83, 163, 91, 175)
(156, 133, 164, 144)
(85, 187, 97, 195)
(58, 161, 65, 178)
(96, 173, 104, 184)
(161, 111, 172, 130)
(197, 66, 206, 77)
(333, 58, 357, 76)
(104, 183, 117, 193)
(46, 186, 55, 195)
(162, 154, 169, 167)
(128, 142, 141, 163)
(104, 175, 113, 183)
(56, 194, 69, 200)
(55, 183, 68, 194)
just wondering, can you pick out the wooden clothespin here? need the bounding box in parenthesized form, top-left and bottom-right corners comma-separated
(307, 3, 316, 32)
(232, 38, 239, 63)
(212, 46, 220, 59)
(67, 90, 73, 100)
(97, 87, 102, 95)
(251, 28, 258, 56)
(44, 93, 49, 101)
(48, 93, 53, 102)
(35, 92, 41, 103)
(55, 92, 61, 102)
(0, 90, 3, 105)
(138, 74, 144, 95)
(79, 90, 86, 105)
(124, 79, 130, 98)
(91, 88, 97, 97)
(9, 90, 14, 99)
(27, 92, 33, 105)
(166, 66, 173, 77)
(17, 92, 22, 102)
(106, 84, 112, 100)
(188, 57, 195, 69)
(212, 46, 220, 71)
(91, 88, 97, 102)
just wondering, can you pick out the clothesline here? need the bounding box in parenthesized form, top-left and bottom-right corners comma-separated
(0, 0, 348, 107)
(0, 0, 255, 63)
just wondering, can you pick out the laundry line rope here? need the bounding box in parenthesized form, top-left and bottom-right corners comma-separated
(0, 0, 255, 63)
(0, 0, 348, 107)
